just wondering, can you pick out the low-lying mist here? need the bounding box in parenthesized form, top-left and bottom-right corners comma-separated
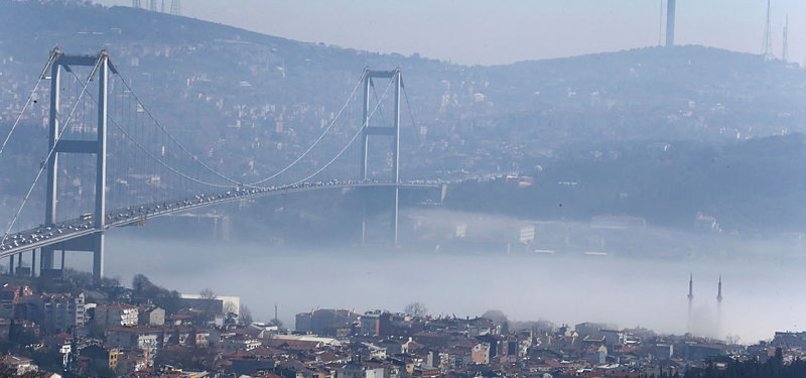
(63, 208, 806, 345)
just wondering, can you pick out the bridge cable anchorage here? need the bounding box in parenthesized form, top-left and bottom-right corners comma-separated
(1, 58, 103, 247)
(0, 50, 60, 158)
(115, 75, 245, 187)
(247, 69, 369, 187)
(291, 71, 397, 186)
(67, 70, 236, 190)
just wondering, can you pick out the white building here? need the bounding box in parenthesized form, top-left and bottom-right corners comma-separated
(96, 304, 139, 328)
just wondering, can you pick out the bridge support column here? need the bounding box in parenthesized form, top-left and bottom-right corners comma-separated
(40, 246, 63, 278)
(42, 50, 112, 281)
(361, 199, 367, 244)
(8, 255, 13, 275)
(392, 187, 399, 245)
(93, 233, 104, 280)
(31, 250, 36, 277)
(40, 246, 55, 273)
(360, 69, 402, 246)
(41, 233, 103, 279)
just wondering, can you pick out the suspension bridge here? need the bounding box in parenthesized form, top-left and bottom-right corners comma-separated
(0, 49, 452, 280)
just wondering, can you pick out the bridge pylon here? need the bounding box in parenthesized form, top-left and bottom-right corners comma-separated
(359, 69, 402, 245)
(41, 50, 114, 280)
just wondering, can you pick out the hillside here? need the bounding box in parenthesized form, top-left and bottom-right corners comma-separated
(447, 134, 806, 233)
(2, 1, 806, 234)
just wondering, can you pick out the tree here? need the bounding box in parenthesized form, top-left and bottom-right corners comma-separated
(131, 274, 182, 314)
(199, 288, 216, 300)
(725, 334, 741, 345)
(132, 274, 151, 293)
(239, 304, 253, 326)
(481, 309, 509, 325)
(404, 302, 428, 318)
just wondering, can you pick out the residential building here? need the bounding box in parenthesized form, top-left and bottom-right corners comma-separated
(0, 354, 38, 375)
(96, 304, 138, 328)
(138, 306, 165, 326)
(106, 326, 162, 351)
(471, 343, 491, 365)
(296, 308, 357, 336)
(40, 292, 85, 334)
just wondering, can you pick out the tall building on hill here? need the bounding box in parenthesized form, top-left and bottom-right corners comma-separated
(665, 0, 676, 47)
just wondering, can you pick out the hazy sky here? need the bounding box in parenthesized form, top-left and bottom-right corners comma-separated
(97, 1, 806, 65)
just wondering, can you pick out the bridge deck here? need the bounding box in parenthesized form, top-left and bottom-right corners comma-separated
(0, 180, 442, 258)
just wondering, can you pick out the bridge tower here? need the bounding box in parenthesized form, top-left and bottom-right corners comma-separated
(360, 69, 402, 245)
(41, 50, 113, 280)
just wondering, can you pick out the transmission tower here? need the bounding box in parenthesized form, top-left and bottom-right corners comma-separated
(170, 0, 181, 16)
(782, 14, 789, 62)
(658, 0, 665, 47)
(132, 0, 141, 8)
(763, 0, 773, 60)
(665, 0, 676, 47)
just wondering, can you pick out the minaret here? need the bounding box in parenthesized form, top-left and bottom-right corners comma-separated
(716, 275, 723, 339)
(688, 273, 694, 302)
(687, 273, 694, 334)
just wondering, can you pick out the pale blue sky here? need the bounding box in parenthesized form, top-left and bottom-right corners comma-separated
(96, 1, 806, 65)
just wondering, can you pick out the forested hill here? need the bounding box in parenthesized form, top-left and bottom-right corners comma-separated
(3, 0, 806, 233)
(2, 2, 805, 175)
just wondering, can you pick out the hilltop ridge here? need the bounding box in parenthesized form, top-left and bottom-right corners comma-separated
(3, 1, 806, 233)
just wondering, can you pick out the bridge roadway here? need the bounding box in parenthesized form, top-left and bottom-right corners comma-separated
(0, 180, 443, 259)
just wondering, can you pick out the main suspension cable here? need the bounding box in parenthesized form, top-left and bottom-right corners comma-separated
(116, 75, 244, 187)
(292, 72, 396, 185)
(0, 49, 59, 158)
(2, 58, 102, 246)
(68, 70, 235, 189)
(247, 69, 368, 186)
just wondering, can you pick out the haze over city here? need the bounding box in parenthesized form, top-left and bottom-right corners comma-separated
(93, 0, 806, 65)
(1, 0, 806, 376)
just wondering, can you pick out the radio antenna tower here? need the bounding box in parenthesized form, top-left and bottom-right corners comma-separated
(763, 0, 774, 60)
(170, 0, 181, 16)
(665, 0, 676, 47)
(782, 14, 789, 62)
(132, 0, 141, 8)
(658, 0, 665, 46)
